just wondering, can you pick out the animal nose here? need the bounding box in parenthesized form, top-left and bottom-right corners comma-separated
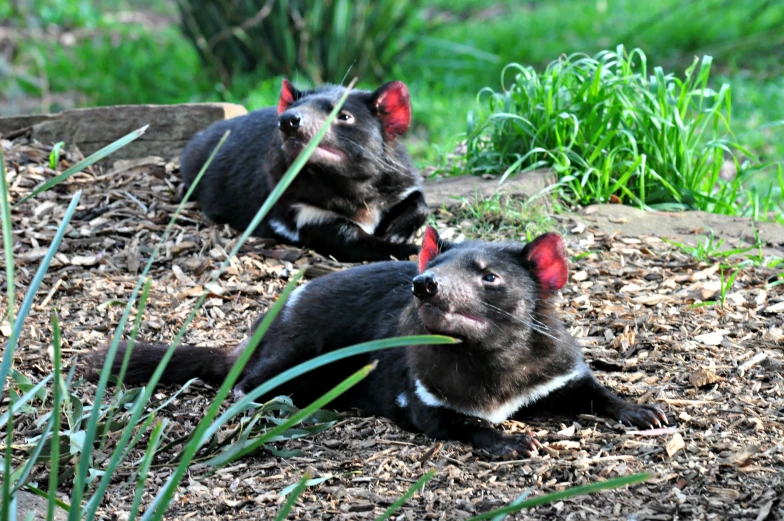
(412, 273, 438, 300)
(278, 112, 302, 134)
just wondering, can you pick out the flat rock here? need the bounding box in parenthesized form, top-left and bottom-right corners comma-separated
(0, 103, 247, 162)
(11, 490, 68, 521)
(423, 170, 556, 209)
(570, 204, 784, 257)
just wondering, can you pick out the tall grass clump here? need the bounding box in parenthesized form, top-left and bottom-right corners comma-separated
(177, 0, 442, 85)
(1, 81, 648, 518)
(463, 45, 783, 219)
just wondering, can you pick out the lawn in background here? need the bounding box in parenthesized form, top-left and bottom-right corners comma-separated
(3, 0, 783, 166)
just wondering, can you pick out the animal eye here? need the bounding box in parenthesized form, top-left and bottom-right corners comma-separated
(482, 273, 499, 283)
(338, 112, 354, 122)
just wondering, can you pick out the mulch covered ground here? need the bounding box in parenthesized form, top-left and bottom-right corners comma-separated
(2, 136, 784, 520)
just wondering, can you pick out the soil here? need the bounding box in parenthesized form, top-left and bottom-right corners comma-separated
(2, 137, 784, 520)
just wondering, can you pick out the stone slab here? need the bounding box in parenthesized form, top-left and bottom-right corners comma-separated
(570, 204, 784, 258)
(423, 170, 557, 209)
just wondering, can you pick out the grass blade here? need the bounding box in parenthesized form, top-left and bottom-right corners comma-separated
(274, 473, 310, 521)
(466, 473, 650, 520)
(0, 375, 54, 429)
(0, 150, 15, 326)
(0, 191, 81, 396)
(205, 361, 378, 467)
(208, 335, 456, 442)
(46, 311, 65, 521)
(375, 469, 436, 521)
(0, 149, 15, 521)
(127, 419, 167, 521)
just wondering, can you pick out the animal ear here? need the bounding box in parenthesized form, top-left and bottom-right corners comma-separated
(278, 79, 301, 115)
(371, 81, 411, 140)
(418, 226, 440, 273)
(521, 233, 568, 293)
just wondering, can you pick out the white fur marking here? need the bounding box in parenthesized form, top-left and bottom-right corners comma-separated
(283, 283, 308, 321)
(292, 203, 342, 229)
(415, 380, 447, 408)
(396, 185, 422, 203)
(270, 219, 299, 242)
(414, 364, 589, 424)
(396, 393, 409, 408)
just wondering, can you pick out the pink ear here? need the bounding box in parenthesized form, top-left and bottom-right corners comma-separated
(278, 79, 299, 115)
(522, 233, 568, 293)
(418, 226, 440, 273)
(372, 81, 411, 140)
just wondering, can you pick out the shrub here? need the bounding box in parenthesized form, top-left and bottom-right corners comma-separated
(461, 46, 783, 219)
(176, 0, 442, 85)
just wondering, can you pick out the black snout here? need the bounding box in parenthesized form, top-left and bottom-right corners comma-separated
(278, 112, 302, 135)
(412, 273, 438, 300)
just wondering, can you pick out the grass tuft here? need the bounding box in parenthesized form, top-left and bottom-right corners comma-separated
(459, 46, 783, 219)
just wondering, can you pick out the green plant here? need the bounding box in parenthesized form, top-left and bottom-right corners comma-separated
(177, 0, 443, 86)
(460, 46, 783, 218)
(450, 192, 556, 241)
(663, 229, 758, 263)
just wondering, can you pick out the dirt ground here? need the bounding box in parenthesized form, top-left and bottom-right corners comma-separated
(2, 137, 784, 520)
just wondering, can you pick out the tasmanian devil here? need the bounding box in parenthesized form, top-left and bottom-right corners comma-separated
(89, 228, 667, 457)
(178, 79, 428, 263)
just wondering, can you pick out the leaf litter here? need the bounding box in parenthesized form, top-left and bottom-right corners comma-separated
(2, 135, 784, 520)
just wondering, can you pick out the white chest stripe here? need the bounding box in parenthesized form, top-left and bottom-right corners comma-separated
(414, 365, 589, 425)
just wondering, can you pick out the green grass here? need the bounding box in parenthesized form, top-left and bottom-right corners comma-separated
(455, 46, 783, 220)
(447, 193, 557, 242)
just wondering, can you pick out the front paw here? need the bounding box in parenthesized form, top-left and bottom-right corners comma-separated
(480, 434, 542, 459)
(618, 403, 669, 429)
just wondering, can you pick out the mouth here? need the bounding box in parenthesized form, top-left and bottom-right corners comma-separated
(417, 302, 488, 335)
(282, 139, 346, 164)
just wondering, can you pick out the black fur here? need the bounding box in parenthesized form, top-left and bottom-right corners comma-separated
(179, 82, 428, 263)
(88, 235, 667, 458)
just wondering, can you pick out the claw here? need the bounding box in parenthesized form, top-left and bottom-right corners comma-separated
(660, 412, 669, 426)
(653, 417, 662, 428)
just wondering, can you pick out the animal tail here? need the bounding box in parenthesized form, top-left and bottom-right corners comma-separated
(86, 341, 235, 386)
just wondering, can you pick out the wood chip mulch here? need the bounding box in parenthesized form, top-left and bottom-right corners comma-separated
(2, 137, 784, 520)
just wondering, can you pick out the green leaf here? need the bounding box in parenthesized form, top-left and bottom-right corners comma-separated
(274, 473, 311, 521)
(279, 474, 333, 498)
(49, 141, 65, 170)
(69, 431, 86, 456)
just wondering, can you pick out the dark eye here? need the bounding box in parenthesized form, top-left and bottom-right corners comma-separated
(337, 112, 353, 122)
(482, 273, 499, 283)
